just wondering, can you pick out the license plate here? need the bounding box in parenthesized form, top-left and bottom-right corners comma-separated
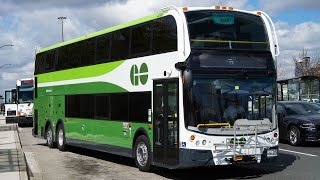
(267, 149, 278, 157)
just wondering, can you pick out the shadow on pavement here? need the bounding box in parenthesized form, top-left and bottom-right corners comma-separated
(152, 153, 297, 179)
(67, 146, 136, 166)
(0, 149, 20, 173)
(57, 144, 297, 179)
(302, 142, 320, 147)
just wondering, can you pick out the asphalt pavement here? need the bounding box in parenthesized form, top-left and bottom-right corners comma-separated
(17, 125, 320, 180)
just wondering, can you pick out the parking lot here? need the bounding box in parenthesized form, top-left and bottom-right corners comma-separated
(17, 127, 320, 180)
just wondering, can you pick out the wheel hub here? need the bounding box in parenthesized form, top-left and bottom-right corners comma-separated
(290, 128, 297, 144)
(47, 129, 52, 145)
(136, 142, 148, 166)
(58, 128, 64, 146)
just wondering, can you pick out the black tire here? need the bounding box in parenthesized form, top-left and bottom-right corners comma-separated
(46, 124, 55, 148)
(57, 123, 67, 151)
(133, 135, 152, 172)
(288, 126, 302, 146)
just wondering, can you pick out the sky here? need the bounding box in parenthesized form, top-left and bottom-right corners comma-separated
(0, 0, 319, 98)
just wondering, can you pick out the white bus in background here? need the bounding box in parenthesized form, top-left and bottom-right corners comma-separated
(16, 78, 34, 126)
(4, 88, 18, 123)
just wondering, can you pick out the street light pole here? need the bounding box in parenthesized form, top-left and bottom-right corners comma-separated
(0, 44, 14, 49)
(0, 64, 11, 69)
(58, 17, 67, 42)
(0, 45, 13, 70)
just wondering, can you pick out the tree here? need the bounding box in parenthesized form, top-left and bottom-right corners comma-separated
(293, 49, 320, 77)
(292, 49, 320, 101)
(277, 61, 289, 80)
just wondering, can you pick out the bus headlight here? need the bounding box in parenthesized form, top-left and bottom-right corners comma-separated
(195, 140, 200, 146)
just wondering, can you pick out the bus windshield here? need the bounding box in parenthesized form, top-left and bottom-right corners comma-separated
(185, 10, 269, 51)
(18, 90, 33, 103)
(184, 77, 275, 129)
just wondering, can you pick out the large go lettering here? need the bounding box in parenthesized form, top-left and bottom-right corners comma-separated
(130, 63, 148, 86)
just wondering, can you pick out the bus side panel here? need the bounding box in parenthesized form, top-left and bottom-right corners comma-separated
(87, 121, 151, 151)
(65, 118, 84, 141)
(34, 87, 45, 136)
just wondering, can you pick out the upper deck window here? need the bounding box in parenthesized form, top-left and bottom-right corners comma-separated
(185, 10, 269, 51)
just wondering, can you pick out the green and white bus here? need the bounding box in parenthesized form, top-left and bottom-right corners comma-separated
(33, 6, 280, 171)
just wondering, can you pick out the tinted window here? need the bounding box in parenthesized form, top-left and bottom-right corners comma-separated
(66, 92, 151, 122)
(185, 10, 269, 50)
(96, 35, 111, 63)
(129, 92, 151, 122)
(131, 23, 152, 58)
(152, 16, 177, 54)
(95, 95, 110, 119)
(79, 95, 94, 118)
(66, 95, 79, 117)
(81, 38, 95, 66)
(57, 46, 70, 70)
(69, 43, 82, 68)
(35, 53, 45, 74)
(45, 50, 56, 72)
(111, 28, 130, 60)
(111, 93, 128, 121)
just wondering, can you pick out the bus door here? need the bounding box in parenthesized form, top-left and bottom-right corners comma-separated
(153, 79, 179, 166)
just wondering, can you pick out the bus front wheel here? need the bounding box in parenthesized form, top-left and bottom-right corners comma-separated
(134, 135, 152, 172)
(57, 123, 67, 151)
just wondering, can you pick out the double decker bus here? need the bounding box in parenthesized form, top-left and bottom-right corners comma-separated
(17, 78, 34, 126)
(33, 6, 280, 171)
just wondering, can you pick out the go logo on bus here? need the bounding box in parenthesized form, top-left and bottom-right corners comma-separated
(130, 63, 148, 86)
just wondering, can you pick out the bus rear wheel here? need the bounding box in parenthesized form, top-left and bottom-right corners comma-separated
(57, 123, 67, 151)
(46, 124, 55, 148)
(134, 135, 152, 172)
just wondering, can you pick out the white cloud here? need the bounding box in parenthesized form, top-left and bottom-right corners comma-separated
(275, 21, 320, 80)
(260, 0, 320, 14)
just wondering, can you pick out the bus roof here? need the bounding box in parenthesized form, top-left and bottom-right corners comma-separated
(38, 11, 166, 54)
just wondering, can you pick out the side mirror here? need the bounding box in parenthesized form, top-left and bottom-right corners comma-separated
(175, 61, 187, 71)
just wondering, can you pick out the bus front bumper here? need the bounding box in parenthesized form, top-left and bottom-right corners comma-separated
(178, 146, 278, 168)
(6, 116, 18, 124)
(18, 116, 33, 126)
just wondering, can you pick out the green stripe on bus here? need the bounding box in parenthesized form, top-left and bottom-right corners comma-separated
(38, 82, 128, 96)
(38, 12, 166, 54)
(37, 60, 124, 83)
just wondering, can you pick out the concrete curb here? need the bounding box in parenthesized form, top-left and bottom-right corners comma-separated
(15, 125, 30, 180)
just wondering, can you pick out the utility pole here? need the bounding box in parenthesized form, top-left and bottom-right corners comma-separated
(0, 44, 14, 49)
(58, 17, 67, 42)
(0, 64, 11, 69)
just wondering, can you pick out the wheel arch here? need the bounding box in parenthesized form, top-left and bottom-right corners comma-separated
(56, 119, 64, 133)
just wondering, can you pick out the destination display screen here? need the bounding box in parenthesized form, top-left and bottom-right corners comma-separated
(21, 80, 33, 87)
(189, 52, 269, 69)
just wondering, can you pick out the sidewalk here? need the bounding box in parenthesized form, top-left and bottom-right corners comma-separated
(0, 115, 28, 180)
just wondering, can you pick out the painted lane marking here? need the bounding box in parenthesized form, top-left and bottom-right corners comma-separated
(279, 148, 319, 157)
